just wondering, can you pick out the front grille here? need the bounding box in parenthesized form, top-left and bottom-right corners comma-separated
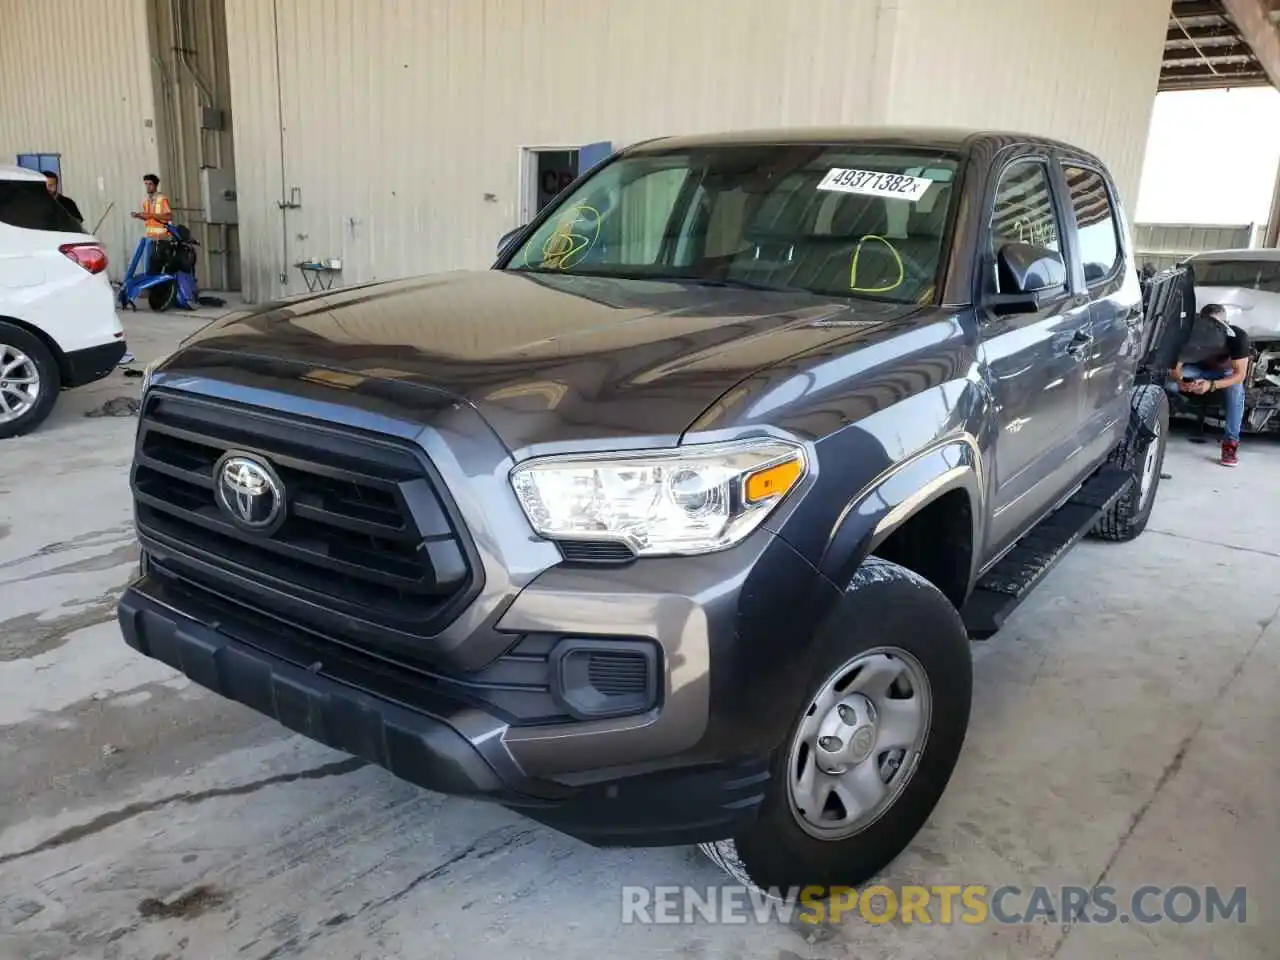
(131, 389, 480, 658)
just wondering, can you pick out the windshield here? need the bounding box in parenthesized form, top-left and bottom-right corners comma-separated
(1192, 258, 1280, 293)
(503, 144, 961, 304)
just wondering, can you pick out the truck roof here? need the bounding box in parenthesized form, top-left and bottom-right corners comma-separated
(1185, 247, 1280, 262)
(625, 125, 1100, 159)
(0, 164, 49, 182)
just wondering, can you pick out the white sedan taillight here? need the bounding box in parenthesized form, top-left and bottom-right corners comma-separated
(59, 242, 109, 274)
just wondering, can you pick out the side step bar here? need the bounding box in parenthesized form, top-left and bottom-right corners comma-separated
(961, 464, 1132, 640)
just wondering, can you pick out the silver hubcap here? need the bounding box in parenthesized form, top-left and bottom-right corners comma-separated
(1138, 419, 1162, 508)
(786, 648, 931, 841)
(0, 345, 41, 424)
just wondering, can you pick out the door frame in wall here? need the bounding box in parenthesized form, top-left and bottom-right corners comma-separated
(517, 145, 581, 226)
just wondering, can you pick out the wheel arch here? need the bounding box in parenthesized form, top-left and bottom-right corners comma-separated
(817, 436, 984, 607)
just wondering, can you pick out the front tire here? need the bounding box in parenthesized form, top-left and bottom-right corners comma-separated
(703, 557, 973, 893)
(1091, 384, 1169, 542)
(0, 322, 61, 439)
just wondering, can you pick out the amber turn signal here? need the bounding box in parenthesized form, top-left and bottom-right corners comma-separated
(744, 456, 804, 504)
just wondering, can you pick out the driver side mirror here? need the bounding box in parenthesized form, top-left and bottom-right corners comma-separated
(987, 242, 1067, 314)
(496, 224, 527, 258)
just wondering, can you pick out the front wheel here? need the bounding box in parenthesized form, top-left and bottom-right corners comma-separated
(702, 557, 973, 893)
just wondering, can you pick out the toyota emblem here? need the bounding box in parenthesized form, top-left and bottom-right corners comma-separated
(214, 453, 284, 532)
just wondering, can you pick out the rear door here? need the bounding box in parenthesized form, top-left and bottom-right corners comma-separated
(977, 153, 1093, 560)
(1057, 160, 1143, 467)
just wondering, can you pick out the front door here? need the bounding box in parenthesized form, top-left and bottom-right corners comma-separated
(979, 157, 1092, 561)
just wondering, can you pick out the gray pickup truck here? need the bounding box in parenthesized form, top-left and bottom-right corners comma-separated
(118, 127, 1177, 894)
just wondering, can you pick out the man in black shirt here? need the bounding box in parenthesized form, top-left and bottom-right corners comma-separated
(43, 170, 83, 228)
(1167, 303, 1250, 466)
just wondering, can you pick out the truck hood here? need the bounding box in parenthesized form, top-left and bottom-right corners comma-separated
(1192, 285, 1280, 342)
(163, 269, 919, 455)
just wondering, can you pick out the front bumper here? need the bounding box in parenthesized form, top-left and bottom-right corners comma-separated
(118, 572, 782, 846)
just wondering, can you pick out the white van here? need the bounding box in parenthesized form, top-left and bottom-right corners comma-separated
(1184, 247, 1280, 434)
(0, 164, 127, 438)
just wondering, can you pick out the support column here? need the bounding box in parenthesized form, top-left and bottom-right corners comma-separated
(1265, 155, 1280, 247)
(1219, 0, 1280, 90)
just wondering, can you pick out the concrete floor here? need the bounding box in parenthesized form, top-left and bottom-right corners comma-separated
(0, 309, 1276, 960)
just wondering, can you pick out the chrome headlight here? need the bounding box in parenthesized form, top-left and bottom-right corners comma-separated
(510, 438, 808, 557)
(139, 353, 171, 395)
(139, 359, 159, 394)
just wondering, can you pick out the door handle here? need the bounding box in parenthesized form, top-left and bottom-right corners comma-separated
(1065, 331, 1093, 357)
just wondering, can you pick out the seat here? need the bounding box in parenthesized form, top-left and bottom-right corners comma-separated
(772, 193, 906, 296)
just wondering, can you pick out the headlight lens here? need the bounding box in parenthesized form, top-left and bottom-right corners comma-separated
(510, 439, 807, 557)
(140, 359, 160, 394)
(139, 352, 172, 394)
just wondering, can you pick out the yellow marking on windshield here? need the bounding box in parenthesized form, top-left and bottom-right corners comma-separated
(537, 203, 601, 270)
(849, 235, 904, 294)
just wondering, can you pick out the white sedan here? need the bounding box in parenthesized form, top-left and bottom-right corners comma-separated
(0, 164, 127, 438)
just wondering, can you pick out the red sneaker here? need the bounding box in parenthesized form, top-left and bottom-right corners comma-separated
(1221, 440, 1239, 467)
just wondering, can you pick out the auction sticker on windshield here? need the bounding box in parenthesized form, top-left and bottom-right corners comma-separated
(817, 168, 933, 202)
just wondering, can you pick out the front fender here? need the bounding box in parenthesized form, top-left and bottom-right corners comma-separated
(767, 375, 990, 594)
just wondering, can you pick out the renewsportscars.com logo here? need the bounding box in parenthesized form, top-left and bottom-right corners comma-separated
(620, 884, 1249, 926)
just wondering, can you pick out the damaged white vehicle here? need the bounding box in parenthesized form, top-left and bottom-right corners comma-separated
(1183, 248, 1280, 434)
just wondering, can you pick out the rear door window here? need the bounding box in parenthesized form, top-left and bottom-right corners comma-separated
(0, 179, 82, 233)
(1061, 165, 1121, 284)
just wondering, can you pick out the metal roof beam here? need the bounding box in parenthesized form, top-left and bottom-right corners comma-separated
(1220, 0, 1280, 88)
(1164, 42, 1257, 62)
(1166, 23, 1244, 43)
(1171, 0, 1230, 17)
(1160, 61, 1269, 78)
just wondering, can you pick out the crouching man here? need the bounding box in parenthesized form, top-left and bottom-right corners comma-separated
(1167, 303, 1250, 467)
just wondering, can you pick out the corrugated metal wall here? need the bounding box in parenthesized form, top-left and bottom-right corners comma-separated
(1134, 221, 1267, 271)
(222, 0, 1169, 304)
(0, 0, 161, 280)
(224, 0, 883, 303)
(891, 0, 1171, 210)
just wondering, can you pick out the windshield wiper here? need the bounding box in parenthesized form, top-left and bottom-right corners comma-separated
(677, 277, 814, 294)
(507, 267, 813, 296)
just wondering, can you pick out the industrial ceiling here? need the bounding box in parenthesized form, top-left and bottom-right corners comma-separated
(1161, 0, 1280, 90)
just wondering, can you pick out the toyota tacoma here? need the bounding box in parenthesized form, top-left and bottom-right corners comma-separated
(117, 127, 1178, 892)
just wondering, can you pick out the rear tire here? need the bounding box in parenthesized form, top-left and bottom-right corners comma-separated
(0, 322, 61, 439)
(1091, 384, 1169, 542)
(148, 281, 176, 312)
(702, 557, 973, 893)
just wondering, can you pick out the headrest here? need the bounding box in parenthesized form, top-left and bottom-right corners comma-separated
(829, 193, 889, 238)
(907, 194, 949, 239)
